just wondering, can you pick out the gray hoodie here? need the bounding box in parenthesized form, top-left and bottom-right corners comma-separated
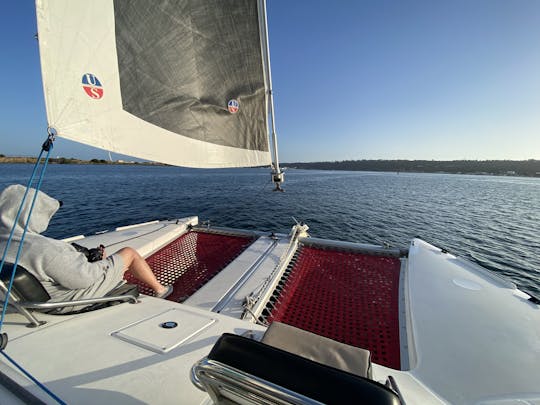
(0, 184, 116, 304)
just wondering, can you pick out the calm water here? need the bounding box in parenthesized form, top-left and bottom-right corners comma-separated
(1, 164, 539, 295)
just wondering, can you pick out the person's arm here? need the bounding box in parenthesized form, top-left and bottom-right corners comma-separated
(43, 248, 108, 290)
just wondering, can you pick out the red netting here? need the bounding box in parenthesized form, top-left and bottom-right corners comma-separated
(262, 246, 402, 369)
(124, 231, 254, 303)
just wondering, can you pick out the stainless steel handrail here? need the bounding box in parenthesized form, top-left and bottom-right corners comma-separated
(0, 280, 44, 327)
(191, 357, 323, 405)
(18, 294, 138, 309)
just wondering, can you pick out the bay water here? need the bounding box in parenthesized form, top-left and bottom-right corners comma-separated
(1, 163, 539, 295)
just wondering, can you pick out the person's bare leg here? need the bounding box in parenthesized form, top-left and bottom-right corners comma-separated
(115, 247, 168, 295)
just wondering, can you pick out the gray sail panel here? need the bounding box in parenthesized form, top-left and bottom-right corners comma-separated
(114, 0, 269, 152)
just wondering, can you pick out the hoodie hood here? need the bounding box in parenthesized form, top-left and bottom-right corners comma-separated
(0, 184, 60, 235)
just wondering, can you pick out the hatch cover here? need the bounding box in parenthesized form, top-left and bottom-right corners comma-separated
(111, 308, 216, 353)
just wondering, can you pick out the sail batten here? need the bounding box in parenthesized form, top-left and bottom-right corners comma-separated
(37, 0, 272, 167)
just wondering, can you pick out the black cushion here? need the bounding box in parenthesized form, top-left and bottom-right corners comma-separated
(0, 263, 50, 303)
(208, 333, 401, 405)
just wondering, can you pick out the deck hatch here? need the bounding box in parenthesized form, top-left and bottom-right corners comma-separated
(111, 308, 216, 353)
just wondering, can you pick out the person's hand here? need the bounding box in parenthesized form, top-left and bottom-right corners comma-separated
(99, 245, 106, 259)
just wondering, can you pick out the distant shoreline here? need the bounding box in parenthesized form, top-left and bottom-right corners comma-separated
(0, 156, 163, 166)
(284, 159, 540, 177)
(1, 156, 539, 177)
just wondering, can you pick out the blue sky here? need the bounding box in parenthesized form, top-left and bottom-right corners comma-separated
(1, 1, 539, 162)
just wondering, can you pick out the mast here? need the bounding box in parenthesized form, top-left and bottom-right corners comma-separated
(259, 0, 284, 191)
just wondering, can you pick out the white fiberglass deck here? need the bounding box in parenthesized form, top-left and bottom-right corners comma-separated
(406, 239, 540, 404)
(3, 297, 266, 404)
(1, 220, 539, 404)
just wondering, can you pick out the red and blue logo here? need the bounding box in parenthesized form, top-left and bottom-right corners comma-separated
(227, 99, 239, 114)
(82, 73, 104, 99)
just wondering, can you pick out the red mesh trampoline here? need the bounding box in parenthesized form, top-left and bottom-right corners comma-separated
(124, 230, 254, 303)
(260, 245, 402, 369)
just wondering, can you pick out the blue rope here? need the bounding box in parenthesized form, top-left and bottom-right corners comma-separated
(0, 148, 45, 270)
(0, 350, 67, 405)
(0, 148, 50, 331)
(0, 138, 66, 404)
(0, 135, 65, 404)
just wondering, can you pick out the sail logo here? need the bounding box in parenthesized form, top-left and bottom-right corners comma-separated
(82, 73, 104, 99)
(227, 99, 239, 114)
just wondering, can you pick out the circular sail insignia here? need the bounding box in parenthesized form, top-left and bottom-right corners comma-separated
(81, 73, 104, 99)
(227, 99, 239, 114)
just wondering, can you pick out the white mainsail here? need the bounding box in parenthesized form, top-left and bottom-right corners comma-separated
(36, 0, 272, 168)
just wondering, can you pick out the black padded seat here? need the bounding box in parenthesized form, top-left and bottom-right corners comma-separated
(208, 333, 401, 405)
(0, 263, 50, 303)
(0, 263, 139, 314)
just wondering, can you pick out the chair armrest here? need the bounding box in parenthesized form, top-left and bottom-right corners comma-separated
(18, 294, 138, 310)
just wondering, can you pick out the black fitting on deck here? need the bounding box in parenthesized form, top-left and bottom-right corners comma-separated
(0, 333, 8, 350)
(528, 295, 540, 305)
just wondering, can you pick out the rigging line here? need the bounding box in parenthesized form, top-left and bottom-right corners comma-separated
(256, 176, 273, 196)
(247, 172, 274, 199)
(0, 350, 67, 405)
(0, 149, 46, 271)
(243, 168, 275, 205)
(0, 139, 54, 332)
(242, 301, 268, 326)
(226, 168, 273, 196)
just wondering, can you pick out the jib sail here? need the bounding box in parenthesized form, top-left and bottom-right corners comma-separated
(36, 0, 273, 168)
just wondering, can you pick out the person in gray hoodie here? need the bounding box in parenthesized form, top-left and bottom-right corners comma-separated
(0, 184, 172, 313)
